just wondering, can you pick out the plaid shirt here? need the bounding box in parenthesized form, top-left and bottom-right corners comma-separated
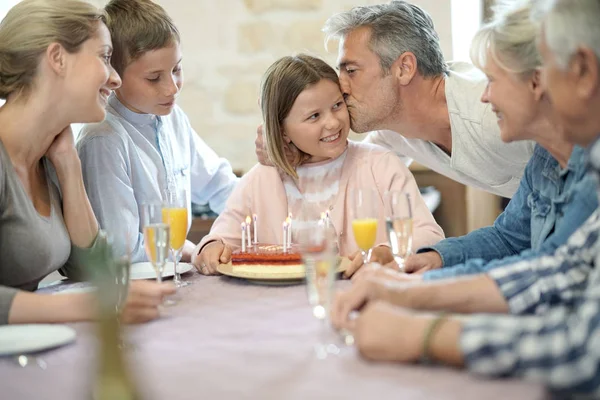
(460, 135, 600, 398)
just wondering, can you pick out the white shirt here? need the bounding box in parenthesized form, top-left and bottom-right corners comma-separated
(364, 62, 535, 198)
(77, 94, 238, 262)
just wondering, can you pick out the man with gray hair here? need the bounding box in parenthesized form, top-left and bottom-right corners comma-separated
(330, 0, 600, 395)
(321, 0, 533, 197)
(255, 1, 533, 197)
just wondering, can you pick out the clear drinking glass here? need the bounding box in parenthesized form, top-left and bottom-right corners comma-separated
(295, 220, 340, 359)
(141, 203, 170, 284)
(384, 191, 413, 271)
(351, 188, 379, 264)
(163, 187, 190, 287)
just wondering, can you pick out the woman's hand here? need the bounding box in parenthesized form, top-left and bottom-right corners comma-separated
(193, 241, 231, 275)
(352, 262, 424, 283)
(120, 280, 176, 324)
(45, 125, 78, 167)
(404, 251, 443, 274)
(343, 246, 395, 278)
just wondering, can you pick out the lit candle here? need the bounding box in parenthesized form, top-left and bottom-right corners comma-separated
(320, 212, 326, 226)
(253, 214, 258, 245)
(282, 221, 288, 252)
(325, 210, 331, 229)
(286, 216, 292, 250)
(241, 222, 247, 253)
(245, 215, 252, 248)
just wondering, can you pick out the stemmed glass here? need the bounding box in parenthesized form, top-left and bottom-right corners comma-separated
(351, 188, 379, 264)
(141, 203, 170, 284)
(142, 203, 176, 305)
(105, 231, 133, 349)
(294, 208, 341, 359)
(384, 191, 413, 271)
(163, 187, 190, 287)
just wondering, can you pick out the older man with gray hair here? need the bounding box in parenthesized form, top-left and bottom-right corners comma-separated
(329, 0, 600, 396)
(322, 1, 533, 196)
(255, 1, 533, 196)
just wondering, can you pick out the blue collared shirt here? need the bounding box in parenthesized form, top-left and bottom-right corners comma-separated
(460, 134, 600, 397)
(420, 144, 597, 280)
(76, 94, 238, 261)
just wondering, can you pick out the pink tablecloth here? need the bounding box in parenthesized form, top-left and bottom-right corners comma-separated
(1, 273, 547, 400)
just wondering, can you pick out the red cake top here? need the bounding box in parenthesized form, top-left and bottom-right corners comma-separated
(231, 244, 302, 265)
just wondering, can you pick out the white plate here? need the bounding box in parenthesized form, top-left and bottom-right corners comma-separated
(217, 257, 350, 283)
(0, 324, 76, 356)
(130, 262, 194, 280)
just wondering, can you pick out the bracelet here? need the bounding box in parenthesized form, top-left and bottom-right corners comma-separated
(420, 312, 449, 364)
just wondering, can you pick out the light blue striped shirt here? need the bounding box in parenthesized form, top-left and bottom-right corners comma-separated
(76, 94, 238, 262)
(460, 135, 600, 397)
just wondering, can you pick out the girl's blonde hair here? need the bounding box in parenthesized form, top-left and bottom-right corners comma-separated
(0, 0, 105, 100)
(470, 0, 541, 77)
(260, 54, 340, 179)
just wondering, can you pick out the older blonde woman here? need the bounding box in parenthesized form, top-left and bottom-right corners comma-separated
(331, 0, 600, 396)
(0, 0, 174, 325)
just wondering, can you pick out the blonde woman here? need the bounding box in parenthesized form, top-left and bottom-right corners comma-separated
(194, 54, 444, 274)
(0, 0, 174, 325)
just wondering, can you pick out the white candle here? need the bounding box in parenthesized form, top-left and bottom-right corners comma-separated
(245, 216, 252, 248)
(241, 222, 247, 253)
(325, 210, 331, 229)
(286, 216, 292, 250)
(282, 221, 288, 252)
(253, 214, 258, 245)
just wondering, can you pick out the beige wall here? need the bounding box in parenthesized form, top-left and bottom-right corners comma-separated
(85, 0, 456, 173)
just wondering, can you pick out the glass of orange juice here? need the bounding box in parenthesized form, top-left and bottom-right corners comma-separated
(163, 187, 190, 287)
(351, 188, 379, 264)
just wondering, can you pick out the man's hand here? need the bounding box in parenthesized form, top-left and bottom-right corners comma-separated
(354, 301, 428, 362)
(255, 124, 296, 166)
(330, 277, 387, 330)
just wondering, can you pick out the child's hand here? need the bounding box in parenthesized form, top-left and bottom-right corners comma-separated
(194, 241, 231, 275)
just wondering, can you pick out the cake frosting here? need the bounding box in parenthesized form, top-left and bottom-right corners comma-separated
(231, 244, 302, 266)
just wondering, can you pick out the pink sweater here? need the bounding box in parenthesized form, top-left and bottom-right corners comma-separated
(199, 141, 444, 256)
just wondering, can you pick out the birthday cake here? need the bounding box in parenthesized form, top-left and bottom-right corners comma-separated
(231, 244, 303, 274)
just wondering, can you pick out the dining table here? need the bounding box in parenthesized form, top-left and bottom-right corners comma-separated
(1, 271, 548, 400)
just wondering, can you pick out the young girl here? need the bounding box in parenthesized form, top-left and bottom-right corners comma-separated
(194, 54, 444, 274)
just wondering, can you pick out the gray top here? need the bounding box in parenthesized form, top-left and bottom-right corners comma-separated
(0, 140, 85, 324)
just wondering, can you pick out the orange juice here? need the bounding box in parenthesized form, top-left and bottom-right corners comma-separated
(162, 207, 188, 250)
(352, 218, 378, 251)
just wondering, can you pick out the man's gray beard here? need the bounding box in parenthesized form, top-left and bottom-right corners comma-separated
(350, 113, 374, 134)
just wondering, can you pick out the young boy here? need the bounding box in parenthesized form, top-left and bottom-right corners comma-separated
(77, 0, 238, 263)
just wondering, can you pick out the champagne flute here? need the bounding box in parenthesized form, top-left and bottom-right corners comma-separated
(351, 188, 379, 264)
(295, 220, 340, 360)
(385, 191, 413, 271)
(105, 232, 133, 350)
(141, 203, 170, 284)
(163, 187, 190, 287)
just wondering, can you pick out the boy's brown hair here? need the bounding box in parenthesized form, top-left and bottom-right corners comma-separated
(104, 0, 180, 76)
